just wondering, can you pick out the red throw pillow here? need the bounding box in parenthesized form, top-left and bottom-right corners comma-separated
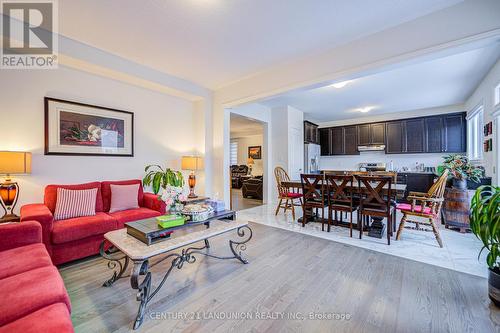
(53, 188, 98, 220)
(109, 183, 140, 213)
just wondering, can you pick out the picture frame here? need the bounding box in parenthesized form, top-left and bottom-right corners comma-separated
(248, 146, 262, 160)
(45, 97, 134, 156)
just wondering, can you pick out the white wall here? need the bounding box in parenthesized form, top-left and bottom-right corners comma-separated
(231, 135, 264, 176)
(317, 105, 466, 171)
(0, 66, 201, 212)
(465, 58, 500, 183)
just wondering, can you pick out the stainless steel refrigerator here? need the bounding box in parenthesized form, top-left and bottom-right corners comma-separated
(304, 143, 321, 174)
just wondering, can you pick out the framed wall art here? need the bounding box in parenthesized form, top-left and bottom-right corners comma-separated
(45, 97, 134, 156)
(248, 146, 262, 160)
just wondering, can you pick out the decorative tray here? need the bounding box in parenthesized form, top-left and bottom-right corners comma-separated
(182, 204, 214, 222)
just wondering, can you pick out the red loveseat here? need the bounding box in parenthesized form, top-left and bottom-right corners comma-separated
(20, 179, 165, 265)
(0, 221, 73, 333)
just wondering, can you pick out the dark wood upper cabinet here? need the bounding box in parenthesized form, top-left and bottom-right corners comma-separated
(370, 123, 386, 145)
(357, 124, 371, 145)
(386, 121, 405, 153)
(318, 112, 466, 156)
(405, 118, 425, 153)
(344, 126, 359, 155)
(319, 128, 331, 156)
(425, 116, 443, 153)
(304, 121, 319, 144)
(331, 127, 345, 155)
(443, 114, 466, 153)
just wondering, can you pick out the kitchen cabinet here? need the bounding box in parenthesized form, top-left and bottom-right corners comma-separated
(443, 114, 466, 153)
(405, 118, 425, 153)
(425, 116, 443, 153)
(386, 121, 405, 153)
(357, 124, 371, 145)
(304, 121, 319, 144)
(358, 123, 385, 145)
(397, 172, 436, 203)
(319, 112, 466, 156)
(344, 126, 359, 155)
(320, 125, 359, 156)
(331, 127, 344, 155)
(319, 128, 331, 156)
(370, 123, 386, 145)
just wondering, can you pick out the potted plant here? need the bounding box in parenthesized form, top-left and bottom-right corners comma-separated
(441, 154, 482, 189)
(143, 165, 186, 213)
(470, 185, 500, 306)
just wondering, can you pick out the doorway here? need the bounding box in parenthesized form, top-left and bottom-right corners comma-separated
(229, 113, 265, 211)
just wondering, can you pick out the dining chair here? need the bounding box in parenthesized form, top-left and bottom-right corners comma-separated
(355, 175, 396, 245)
(300, 173, 328, 230)
(395, 170, 449, 248)
(274, 166, 303, 220)
(325, 174, 358, 237)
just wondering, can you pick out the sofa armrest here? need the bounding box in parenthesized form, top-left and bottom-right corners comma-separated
(143, 193, 166, 214)
(0, 221, 42, 251)
(20, 204, 54, 249)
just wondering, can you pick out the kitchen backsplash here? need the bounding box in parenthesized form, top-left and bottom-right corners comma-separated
(319, 151, 447, 171)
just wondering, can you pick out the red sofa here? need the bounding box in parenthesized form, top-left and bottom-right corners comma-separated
(0, 221, 73, 333)
(20, 179, 165, 265)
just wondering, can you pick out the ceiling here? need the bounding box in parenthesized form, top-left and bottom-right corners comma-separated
(261, 43, 500, 122)
(230, 114, 263, 138)
(57, 0, 463, 88)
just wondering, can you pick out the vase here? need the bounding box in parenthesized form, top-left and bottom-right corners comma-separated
(489, 268, 500, 307)
(452, 178, 467, 190)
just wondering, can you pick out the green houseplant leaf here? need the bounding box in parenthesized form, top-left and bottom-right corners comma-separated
(142, 164, 185, 195)
(470, 185, 500, 271)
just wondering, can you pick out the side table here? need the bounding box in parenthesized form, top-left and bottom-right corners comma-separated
(0, 215, 20, 224)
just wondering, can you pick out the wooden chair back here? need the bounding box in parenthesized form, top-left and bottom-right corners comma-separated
(428, 170, 449, 215)
(274, 166, 290, 198)
(325, 174, 354, 207)
(427, 170, 449, 198)
(355, 175, 393, 213)
(300, 174, 325, 203)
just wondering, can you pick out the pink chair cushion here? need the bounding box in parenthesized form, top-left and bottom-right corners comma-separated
(44, 182, 103, 213)
(101, 180, 144, 212)
(396, 203, 433, 215)
(109, 183, 140, 213)
(53, 188, 98, 221)
(285, 192, 303, 199)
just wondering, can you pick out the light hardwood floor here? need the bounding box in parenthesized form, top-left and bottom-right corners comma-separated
(60, 222, 500, 333)
(230, 188, 263, 211)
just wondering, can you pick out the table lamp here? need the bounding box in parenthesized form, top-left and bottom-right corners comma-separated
(247, 157, 254, 175)
(0, 151, 31, 221)
(181, 156, 204, 198)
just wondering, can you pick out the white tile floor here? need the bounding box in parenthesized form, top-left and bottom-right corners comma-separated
(237, 204, 488, 278)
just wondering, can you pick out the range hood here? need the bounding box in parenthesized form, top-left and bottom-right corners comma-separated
(357, 144, 386, 152)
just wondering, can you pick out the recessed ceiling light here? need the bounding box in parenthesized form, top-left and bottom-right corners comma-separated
(331, 80, 352, 89)
(357, 106, 375, 113)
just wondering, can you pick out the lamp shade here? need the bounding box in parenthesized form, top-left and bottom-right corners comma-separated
(247, 157, 254, 165)
(0, 151, 31, 175)
(181, 156, 204, 171)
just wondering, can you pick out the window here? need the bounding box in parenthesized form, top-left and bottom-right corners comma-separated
(230, 141, 238, 166)
(467, 105, 484, 161)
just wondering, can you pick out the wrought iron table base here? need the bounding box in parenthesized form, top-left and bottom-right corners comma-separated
(100, 225, 252, 330)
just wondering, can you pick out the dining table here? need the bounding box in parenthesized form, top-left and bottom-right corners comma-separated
(281, 179, 407, 238)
